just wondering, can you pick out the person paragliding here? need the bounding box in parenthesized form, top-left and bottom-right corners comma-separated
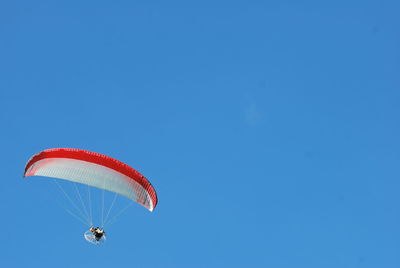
(23, 148, 158, 245)
(84, 227, 106, 244)
(89, 227, 105, 241)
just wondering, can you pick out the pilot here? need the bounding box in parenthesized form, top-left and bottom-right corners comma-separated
(90, 227, 105, 241)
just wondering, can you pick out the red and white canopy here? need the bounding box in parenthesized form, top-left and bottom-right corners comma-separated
(24, 148, 158, 211)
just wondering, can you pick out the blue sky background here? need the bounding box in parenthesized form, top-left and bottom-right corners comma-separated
(1, 0, 399, 267)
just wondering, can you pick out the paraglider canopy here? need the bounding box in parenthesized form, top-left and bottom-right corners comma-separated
(24, 148, 158, 211)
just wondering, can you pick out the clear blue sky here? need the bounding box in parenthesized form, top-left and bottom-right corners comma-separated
(1, 0, 399, 267)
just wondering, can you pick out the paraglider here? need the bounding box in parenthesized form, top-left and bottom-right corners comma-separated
(23, 148, 158, 245)
(90, 226, 105, 240)
(84, 226, 106, 245)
